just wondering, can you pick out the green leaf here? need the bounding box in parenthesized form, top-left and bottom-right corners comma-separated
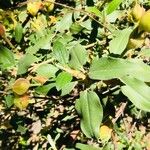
(35, 83, 55, 95)
(109, 28, 133, 54)
(106, 10, 121, 23)
(56, 13, 73, 32)
(17, 54, 39, 74)
(85, 6, 102, 18)
(26, 29, 53, 54)
(56, 72, 72, 91)
(0, 45, 15, 69)
(120, 76, 150, 112)
(80, 20, 92, 30)
(36, 64, 58, 78)
(17, 125, 27, 135)
(70, 23, 83, 34)
(129, 59, 150, 82)
(53, 40, 69, 64)
(88, 57, 150, 82)
(106, 0, 123, 15)
(4, 95, 14, 108)
(69, 43, 88, 70)
(14, 23, 23, 43)
(61, 81, 77, 96)
(76, 143, 101, 150)
(75, 91, 103, 138)
(18, 10, 28, 23)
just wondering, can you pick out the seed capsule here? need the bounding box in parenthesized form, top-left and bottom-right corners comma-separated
(14, 94, 30, 110)
(12, 78, 30, 95)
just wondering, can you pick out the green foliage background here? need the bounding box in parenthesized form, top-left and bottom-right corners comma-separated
(0, 0, 150, 149)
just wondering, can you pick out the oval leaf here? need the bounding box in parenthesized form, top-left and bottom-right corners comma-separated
(53, 40, 69, 64)
(0, 45, 15, 69)
(106, 0, 123, 15)
(75, 90, 103, 138)
(56, 72, 72, 91)
(109, 28, 133, 55)
(17, 54, 39, 74)
(56, 13, 73, 32)
(85, 6, 102, 18)
(69, 43, 88, 70)
(88, 57, 150, 82)
(120, 76, 150, 112)
(36, 64, 58, 78)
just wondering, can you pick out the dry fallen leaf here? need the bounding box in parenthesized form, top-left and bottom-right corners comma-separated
(30, 120, 42, 134)
(32, 76, 48, 85)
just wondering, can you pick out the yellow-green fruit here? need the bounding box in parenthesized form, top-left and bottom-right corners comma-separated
(139, 10, 150, 32)
(12, 78, 30, 95)
(99, 125, 112, 141)
(14, 94, 29, 110)
(131, 3, 145, 22)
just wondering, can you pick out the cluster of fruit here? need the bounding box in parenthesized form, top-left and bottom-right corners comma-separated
(12, 78, 30, 110)
(27, 0, 55, 16)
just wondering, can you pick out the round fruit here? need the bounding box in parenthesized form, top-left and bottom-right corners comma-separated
(14, 94, 29, 110)
(139, 10, 150, 32)
(12, 78, 30, 95)
(99, 125, 112, 141)
(0, 23, 5, 37)
(131, 3, 145, 22)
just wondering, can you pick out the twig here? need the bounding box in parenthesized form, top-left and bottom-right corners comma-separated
(0, 91, 7, 94)
(84, 42, 96, 49)
(55, 63, 86, 80)
(102, 85, 120, 95)
(128, 110, 142, 140)
(29, 57, 86, 80)
(46, 1, 106, 29)
(28, 58, 54, 72)
(112, 102, 128, 124)
(77, 15, 87, 23)
(111, 131, 118, 150)
(122, 117, 130, 137)
(32, 95, 58, 101)
(17, 0, 113, 32)
(3, 36, 15, 49)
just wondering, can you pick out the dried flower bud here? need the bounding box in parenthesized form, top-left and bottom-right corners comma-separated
(131, 3, 145, 22)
